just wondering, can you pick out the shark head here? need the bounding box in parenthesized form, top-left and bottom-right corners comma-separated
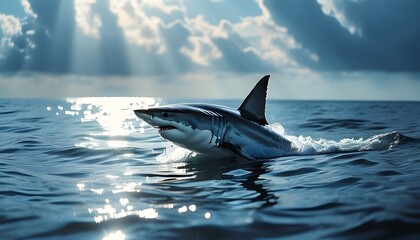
(134, 105, 216, 151)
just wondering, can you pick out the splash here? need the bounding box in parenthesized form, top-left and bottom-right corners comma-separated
(267, 123, 412, 155)
(156, 123, 412, 161)
(156, 145, 196, 163)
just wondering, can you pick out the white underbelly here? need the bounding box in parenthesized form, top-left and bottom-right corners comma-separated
(183, 129, 223, 154)
(160, 128, 218, 154)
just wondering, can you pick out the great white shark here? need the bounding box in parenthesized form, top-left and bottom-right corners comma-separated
(134, 75, 295, 160)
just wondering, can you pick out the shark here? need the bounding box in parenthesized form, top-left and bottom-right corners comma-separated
(134, 75, 294, 160)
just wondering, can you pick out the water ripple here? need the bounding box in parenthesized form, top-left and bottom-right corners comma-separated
(274, 167, 320, 177)
(345, 159, 379, 166)
(322, 177, 362, 188)
(0, 110, 22, 115)
(376, 170, 403, 176)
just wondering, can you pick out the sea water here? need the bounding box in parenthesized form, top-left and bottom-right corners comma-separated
(0, 98, 419, 239)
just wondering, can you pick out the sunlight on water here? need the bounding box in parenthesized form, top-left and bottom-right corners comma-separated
(65, 97, 159, 149)
(177, 204, 198, 214)
(112, 182, 142, 194)
(103, 230, 125, 240)
(75, 167, 204, 229)
(106, 140, 129, 149)
(77, 183, 85, 191)
(78, 179, 159, 224)
(91, 188, 104, 195)
(66, 97, 157, 136)
(91, 205, 158, 224)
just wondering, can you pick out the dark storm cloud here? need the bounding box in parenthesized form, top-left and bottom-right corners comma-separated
(0, 0, 277, 76)
(1, 0, 132, 76)
(0, 0, 75, 74)
(0, 0, 272, 76)
(265, 0, 420, 72)
(0, 0, 187, 76)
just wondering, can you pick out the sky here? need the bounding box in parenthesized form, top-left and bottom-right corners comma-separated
(0, 0, 419, 100)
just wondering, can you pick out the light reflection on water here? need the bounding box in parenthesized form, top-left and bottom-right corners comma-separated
(77, 176, 160, 224)
(65, 98, 157, 227)
(66, 97, 212, 235)
(65, 97, 159, 149)
(103, 230, 125, 240)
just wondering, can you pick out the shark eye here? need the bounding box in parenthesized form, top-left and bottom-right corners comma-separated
(163, 112, 168, 118)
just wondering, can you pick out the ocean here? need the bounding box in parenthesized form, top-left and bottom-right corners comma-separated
(1, 98, 419, 239)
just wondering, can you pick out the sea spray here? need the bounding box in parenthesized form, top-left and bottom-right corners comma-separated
(267, 123, 411, 155)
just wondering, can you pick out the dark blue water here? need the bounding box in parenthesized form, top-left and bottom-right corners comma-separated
(1, 98, 419, 240)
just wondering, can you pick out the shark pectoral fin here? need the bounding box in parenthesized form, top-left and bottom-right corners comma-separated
(238, 75, 269, 126)
(221, 142, 256, 160)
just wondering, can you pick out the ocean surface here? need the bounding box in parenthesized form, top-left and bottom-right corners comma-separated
(1, 98, 420, 240)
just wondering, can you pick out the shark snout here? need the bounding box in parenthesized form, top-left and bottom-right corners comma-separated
(134, 109, 153, 120)
(134, 108, 179, 132)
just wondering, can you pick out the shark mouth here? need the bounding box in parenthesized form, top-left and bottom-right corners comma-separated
(157, 126, 176, 132)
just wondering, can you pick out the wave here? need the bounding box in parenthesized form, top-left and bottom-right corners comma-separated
(267, 123, 414, 155)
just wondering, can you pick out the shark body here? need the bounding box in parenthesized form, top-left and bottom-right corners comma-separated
(134, 75, 293, 160)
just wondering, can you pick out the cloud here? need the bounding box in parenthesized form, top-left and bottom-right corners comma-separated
(1, 0, 292, 76)
(21, 0, 37, 19)
(179, 0, 299, 70)
(0, 14, 22, 54)
(0, 10, 35, 70)
(0, 14, 22, 37)
(316, 0, 361, 36)
(265, 0, 420, 72)
(231, 0, 298, 67)
(180, 15, 225, 65)
(109, 0, 166, 52)
(75, 0, 102, 38)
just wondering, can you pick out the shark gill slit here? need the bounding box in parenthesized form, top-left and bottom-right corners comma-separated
(213, 115, 220, 147)
(210, 116, 215, 144)
(216, 116, 225, 148)
(218, 116, 223, 147)
(220, 117, 227, 147)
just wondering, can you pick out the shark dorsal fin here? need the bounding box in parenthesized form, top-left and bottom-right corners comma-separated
(238, 75, 269, 125)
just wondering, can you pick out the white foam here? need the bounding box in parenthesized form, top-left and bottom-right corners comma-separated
(267, 123, 405, 155)
(156, 145, 195, 163)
